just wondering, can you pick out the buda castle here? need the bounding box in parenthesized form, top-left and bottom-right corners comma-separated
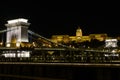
(51, 27, 108, 43)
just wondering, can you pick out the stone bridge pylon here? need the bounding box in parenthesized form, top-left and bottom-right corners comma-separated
(5, 18, 30, 47)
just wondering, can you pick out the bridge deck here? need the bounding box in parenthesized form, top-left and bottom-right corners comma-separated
(1, 62, 120, 67)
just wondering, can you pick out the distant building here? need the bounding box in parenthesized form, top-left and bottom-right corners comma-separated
(51, 27, 108, 43)
(89, 33, 107, 41)
(51, 35, 69, 43)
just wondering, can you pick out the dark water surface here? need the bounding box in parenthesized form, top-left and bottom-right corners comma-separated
(0, 63, 120, 80)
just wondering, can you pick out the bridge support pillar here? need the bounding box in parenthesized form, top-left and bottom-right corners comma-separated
(5, 18, 30, 47)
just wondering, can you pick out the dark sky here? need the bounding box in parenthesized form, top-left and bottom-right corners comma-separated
(0, 2, 120, 38)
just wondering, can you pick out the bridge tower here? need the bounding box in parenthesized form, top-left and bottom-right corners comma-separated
(5, 18, 30, 47)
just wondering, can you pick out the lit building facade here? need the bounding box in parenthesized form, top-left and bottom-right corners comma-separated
(5, 18, 30, 47)
(89, 34, 107, 41)
(51, 27, 108, 43)
(51, 35, 70, 43)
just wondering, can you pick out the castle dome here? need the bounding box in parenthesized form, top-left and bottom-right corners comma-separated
(76, 27, 82, 37)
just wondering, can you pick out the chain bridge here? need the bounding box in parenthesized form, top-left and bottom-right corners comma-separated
(0, 18, 120, 63)
(1, 18, 120, 80)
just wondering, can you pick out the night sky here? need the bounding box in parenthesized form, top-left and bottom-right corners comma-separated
(0, 2, 120, 38)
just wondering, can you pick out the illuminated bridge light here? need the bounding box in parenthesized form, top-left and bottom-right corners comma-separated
(2, 51, 30, 58)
